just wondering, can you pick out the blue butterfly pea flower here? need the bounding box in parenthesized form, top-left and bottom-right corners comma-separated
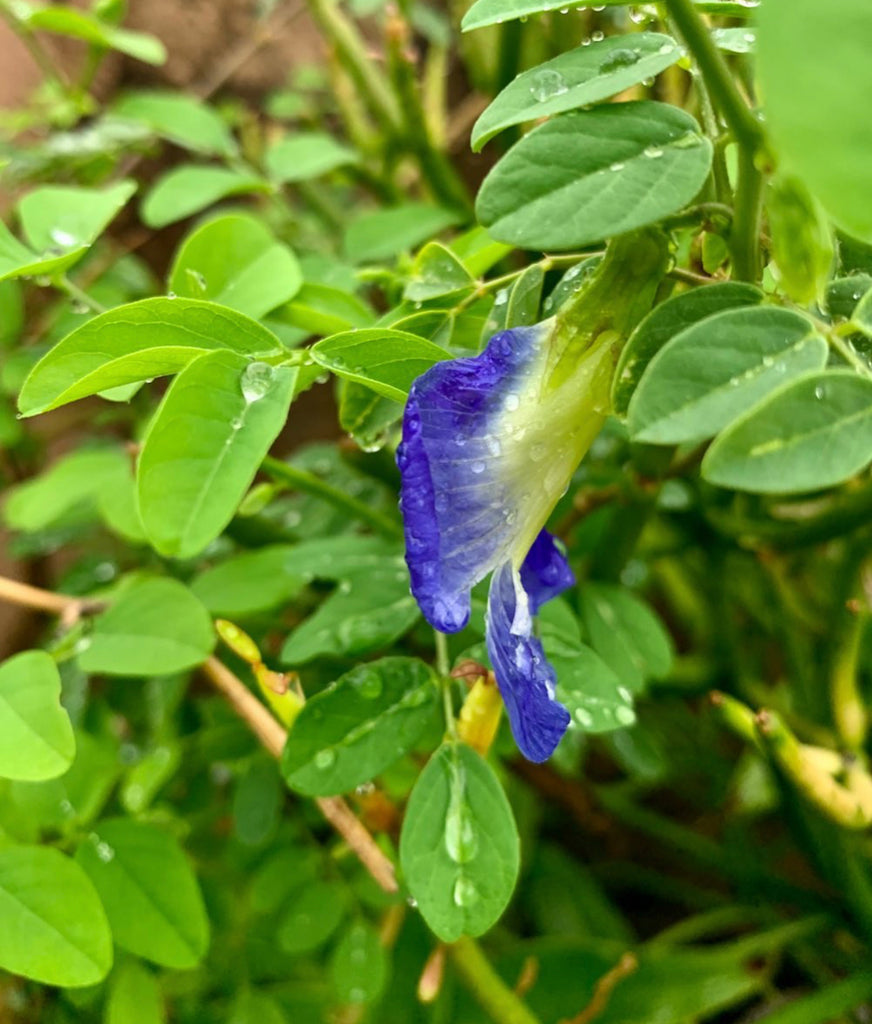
(396, 317, 618, 762)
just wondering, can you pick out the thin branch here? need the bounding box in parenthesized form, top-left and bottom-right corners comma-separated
(201, 657, 399, 893)
(0, 574, 101, 619)
(560, 953, 638, 1024)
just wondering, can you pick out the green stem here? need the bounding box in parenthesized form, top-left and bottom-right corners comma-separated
(731, 146, 765, 282)
(0, 4, 71, 93)
(305, 0, 401, 134)
(447, 938, 543, 1024)
(261, 456, 403, 539)
(55, 275, 106, 314)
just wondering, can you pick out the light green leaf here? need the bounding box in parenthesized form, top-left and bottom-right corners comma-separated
(282, 658, 436, 796)
(280, 567, 420, 664)
(400, 742, 520, 941)
(612, 281, 763, 416)
(13, 2, 166, 63)
(311, 329, 452, 402)
(106, 961, 166, 1024)
(0, 651, 74, 782)
(112, 90, 236, 156)
(476, 102, 711, 250)
(191, 545, 305, 616)
(168, 214, 302, 319)
(76, 819, 210, 969)
(330, 922, 389, 1005)
(0, 217, 84, 283)
(461, 0, 753, 29)
(627, 306, 827, 445)
(229, 991, 288, 1024)
(136, 351, 297, 558)
(79, 578, 215, 676)
(0, 845, 112, 987)
(472, 34, 681, 150)
(404, 242, 476, 302)
(702, 370, 872, 494)
(141, 166, 270, 229)
(757, 0, 872, 241)
(18, 297, 284, 417)
(265, 132, 358, 184)
(506, 263, 544, 328)
(17, 180, 136, 254)
(277, 283, 375, 336)
(580, 583, 673, 693)
(344, 204, 464, 263)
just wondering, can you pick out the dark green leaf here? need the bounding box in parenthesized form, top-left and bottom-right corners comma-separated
(277, 881, 347, 955)
(330, 922, 389, 1004)
(506, 263, 544, 328)
(612, 281, 763, 416)
(136, 351, 297, 557)
(627, 306, 827, 444)
(0, 651, 75, 781)
(76, 819, 209, 969)
(702, 370, 872, 494)
(472, 34, 681, 150)
(404, 242, 476, 302)
(400, 742, 520, 941)
(282, 658, 436, 796)
(79, 578, 215, 676)
(476, 103, 711, 250)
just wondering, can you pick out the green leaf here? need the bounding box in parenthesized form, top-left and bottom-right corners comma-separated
(277, 283, 375, 335)
(749, 973, 872, 1024)
(612, 281, 762, 416)
(0, 217, 82, 283)
(404, 242, 476, 302)
(339, 380, 403, 452)
(282, 658, 436, 796)
(13, 2, 166, 63)
(233, 757, 281, 846)
(506, 263, 544, 328)
(277, 881, 347, 955)
(17, 180, 136, 255)
(106, 961, 166, 1024)
(461, 0, 751, 29)
(310, 329, 452, 402)
(280, 535, 404, 581)
(472, 34, 681, 150)
(400, 742, 520, 942)
(141, 166, 270, 229)
(3, 447, 132, 530)
(757, 0, 872, 241)
(702, 370, 872, 494)
(265, 132, 358, 184)
(136, 351, 297, 558)
(579, 583, 673, 693)
(168, 213, 302, 319)
(0, 279, 24, 348)
(112, 90, 236, 156)
(76, 819, 210, 969)
(0, 651, 75, 781)
(627, 307, 827, 445)
(476, 102, 711, 250)
(18, 297, 284, 416)
(767, 174, 834, 305)
(344, 204, 464, 263)
(826, 275, 872, 321)
(79, 578, 215, 676)
(0, 845, 112, 987)
(280, 567, 420, 664)
(330, 922, 389, 1005)
(229, 991, 288, 1024)
(191, 545, 305, 615)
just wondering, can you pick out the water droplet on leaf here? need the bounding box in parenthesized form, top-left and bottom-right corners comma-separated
(529, 68, 569, 103)
(240, 361, 274, 403)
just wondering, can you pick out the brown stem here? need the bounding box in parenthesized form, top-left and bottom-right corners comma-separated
(0, 574, 102, 620)
(560, 953, 638, 1024)
(202, 657, 398, 893)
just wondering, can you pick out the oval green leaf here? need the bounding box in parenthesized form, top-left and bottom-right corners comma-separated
(0, 650, 74, 781)
(113, 90, 236, 156)
(612, 281, 763, 416)
(136, 350, 297, 557)
(330, 922, 389, 1005)
(141, 166, 270, 229)
(106, 961, 167, 1024)
(191, 544, 305, 616)
(476, 102, 712, 250)
(265, 132, 358, 184)
(79, 577, 215, 676)
(311, 329, 452, 402)
(472, 34, 681, 150)
(282, 657, 436, 796)
(76, 819, 210, 969)
(18, 297, 284, 416)
(0, 845, 112, 987)
(344, 204, 463, 263)
(702, 370, 872, 494)
(168, 213, 302, 319)
(400, 742, 520, 942)
(627, 306, 827, 445)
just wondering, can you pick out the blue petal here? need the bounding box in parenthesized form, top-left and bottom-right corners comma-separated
(520, 529, 575, 613)
(397, 325, 548, 633)
(485, 545, 571, 762)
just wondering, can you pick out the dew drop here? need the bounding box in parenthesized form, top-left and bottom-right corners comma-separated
(240, 361, 274, 402)
(672, 132, 702, 149)
(230, 415, 244, 430)
(591, 29, 604, 41)
(598, 47, 640, 74)
(453, 877, 480, 907)
(574, 707, 593, 727)
(618, 686, 632, 702)
(314, 748, 336, 770)
(445, 767, 479, 864)
(504, 393, 520, 411)
(350, 665, 383, 699)
(814, 384, 826, 400)
(615, 706, 635, 726)
(644, 144, 663, 159)
(529, 68, 569, 103)
(470, 461, 486, 474)
(50, 227, 77, 248)
(186, 269, 208, 293)
(609, 161, 625, 172)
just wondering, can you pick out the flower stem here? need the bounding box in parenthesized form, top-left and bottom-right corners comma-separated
(261, 456, 403, 538)
(447, 937, 543, 1024)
